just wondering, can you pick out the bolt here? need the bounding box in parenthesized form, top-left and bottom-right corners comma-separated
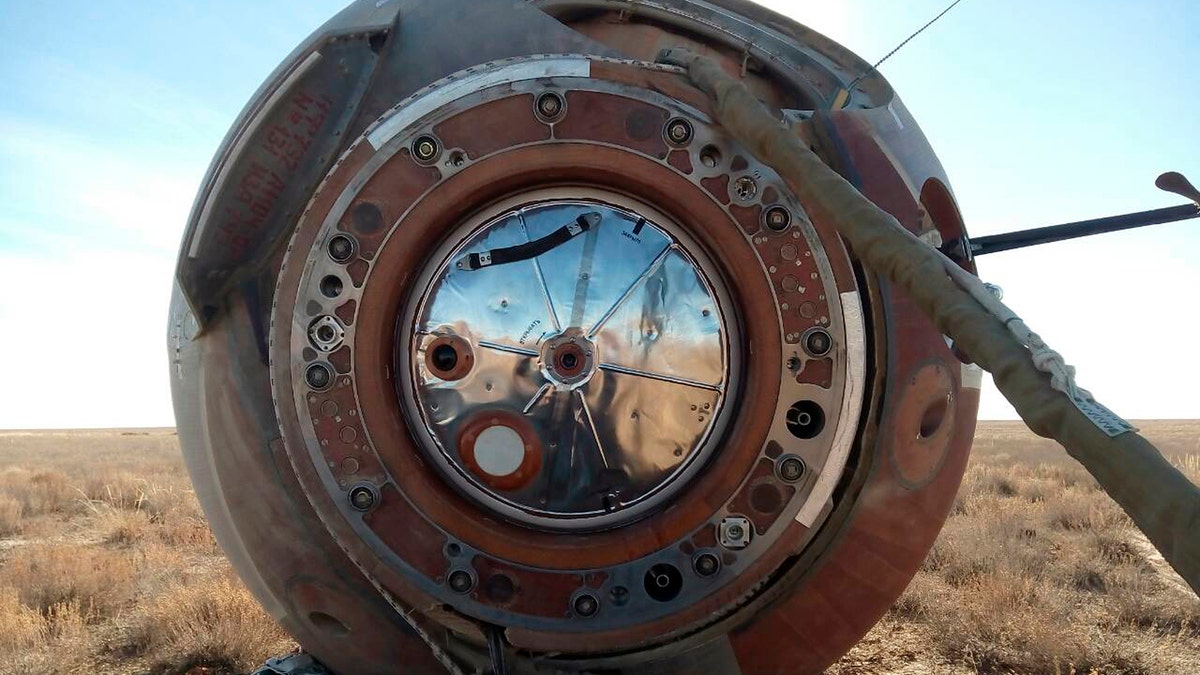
(803, 328, 832, 357)
(734, 176, 758, 201)
(328, 234, 356, 262)
(778, 454, 806, 483)
(693, 552, 720, 577)
(665, 118, 693, 145)
(764, 206, 791, 231)
(348, 484, 376, 511)
(412, 135, 439, 162)
(536, 92, 565, 120)
(305, 363, 333, 390)
(573, 593, 599, 617)
(448, 570, 474, 594)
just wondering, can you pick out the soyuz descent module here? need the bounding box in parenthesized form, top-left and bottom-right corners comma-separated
(169, 1, 986, 672)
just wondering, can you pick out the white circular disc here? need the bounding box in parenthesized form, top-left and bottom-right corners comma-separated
(474, 425, 525, 477)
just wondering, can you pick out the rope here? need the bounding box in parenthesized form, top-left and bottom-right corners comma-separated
(845, 0, 969, 92)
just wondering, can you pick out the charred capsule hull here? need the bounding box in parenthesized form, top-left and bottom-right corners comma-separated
(168, 2, 979, 673)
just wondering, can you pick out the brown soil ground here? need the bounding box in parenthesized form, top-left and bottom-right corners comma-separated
(1, 422, 1197, 674)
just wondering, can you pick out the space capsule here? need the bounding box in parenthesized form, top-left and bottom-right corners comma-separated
(168, 1, 979, 672)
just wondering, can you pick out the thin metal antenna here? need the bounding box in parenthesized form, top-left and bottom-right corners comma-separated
(844, 0, 969, 93)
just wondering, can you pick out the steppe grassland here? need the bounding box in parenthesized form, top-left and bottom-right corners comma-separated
(0, 422, 1197, 674)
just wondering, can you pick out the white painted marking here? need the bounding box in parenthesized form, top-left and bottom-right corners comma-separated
(797, 291, 866, 527)
(366, 58, 592, 150)
(474, 425, 525, 476)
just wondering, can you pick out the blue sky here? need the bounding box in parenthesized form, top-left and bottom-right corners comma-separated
(0, 0, 1196, 428)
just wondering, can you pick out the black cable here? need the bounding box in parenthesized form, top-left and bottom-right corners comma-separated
(486, 624, 509, 675)
(457, 212, 601, 271)
(845, 0, 969, 92)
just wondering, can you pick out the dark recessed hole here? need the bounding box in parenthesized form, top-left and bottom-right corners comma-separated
(785, 400, 825, 439)
(316, 325, 336, 342)
(919, 394, 951, 439)
(308, 611, 349, 637)
(319, 275, 344, 298)
(643, 563, 683, 602)
(699, 145, 722, 168)
(446, 542, 462, 557)
(560, 352, 578, 369)
(431, 344, 458, 372)
(486, 574, 515, 603)
(749, 483, 783, 514)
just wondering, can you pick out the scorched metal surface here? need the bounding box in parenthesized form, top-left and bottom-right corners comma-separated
(168, 1, 980, 673)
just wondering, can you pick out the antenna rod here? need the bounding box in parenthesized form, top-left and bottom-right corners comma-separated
(952, 171, 1200, 257)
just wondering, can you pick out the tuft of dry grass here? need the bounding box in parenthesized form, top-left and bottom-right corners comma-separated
(0, 429, 291, 675)
(833, 420, 1200, 675)
(1, 424, 1196, 674)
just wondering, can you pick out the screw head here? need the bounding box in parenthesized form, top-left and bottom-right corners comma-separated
(693, 552, 720, 577)
(305, 363, 333, 391)
(572, 593, 599, 617)
(764, 206, 791, 231)
(777, 454, 806, 483)
(665, 118, 693, 145)
(348, 484, 377, 511)
(412, 135, 440, 162)
(448, 570, 474, 593)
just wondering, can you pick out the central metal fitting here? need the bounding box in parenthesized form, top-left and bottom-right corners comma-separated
(540, 329, 597, 388)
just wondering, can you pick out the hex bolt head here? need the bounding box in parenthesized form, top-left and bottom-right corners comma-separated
(448, 569, 474, 594)
(693, 552, 720, 577)
(348, 484, 377, 511)
(535, 92, 565, 120)
(764, 206, 792, 231)
(572, 593, 599, 617)
(777, 454, 806, 483)
(412, 135, 440, 162)
(665, 118, 693, 145)
(305, 363, 333, 391)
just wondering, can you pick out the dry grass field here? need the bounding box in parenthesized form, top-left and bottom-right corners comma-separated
(0, 422, 1197, 674)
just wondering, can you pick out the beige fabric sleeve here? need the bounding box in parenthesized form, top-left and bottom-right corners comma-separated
(659, 49, 1200, 596)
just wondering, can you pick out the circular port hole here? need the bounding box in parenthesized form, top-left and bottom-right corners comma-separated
(308, 611, 350, 637)
(763, 206, 792, 231)
(692, 552, 720, 577)
(319, 275, 344, 298)
(786, 400, 825, 439)
(412, 135, 441, 163)
(431, 343, 458, 373)
(535, 91, 565, 121)
(699, 145, 722, 168)
(305, 363, 333, 391)
(644, 563, 683, 602)
(803, 328, 833, 357)
(328, 234, 356, 263)
(919, 394, 951, 439)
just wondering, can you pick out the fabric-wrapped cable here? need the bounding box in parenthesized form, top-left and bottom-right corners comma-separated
(657, 48, 1200, 595)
